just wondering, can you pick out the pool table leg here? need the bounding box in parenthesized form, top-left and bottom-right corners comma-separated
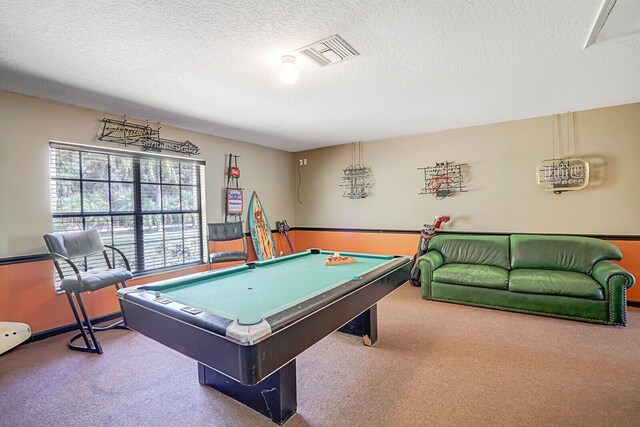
(338, 304, 378, 346)
(198, 360, 297, 425)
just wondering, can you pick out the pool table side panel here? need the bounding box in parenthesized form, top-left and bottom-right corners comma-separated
(118, 297, 251, 381)
(265, 256, 410, 333)
(119, 288, 234, 336)
(247, 259, 411, 383)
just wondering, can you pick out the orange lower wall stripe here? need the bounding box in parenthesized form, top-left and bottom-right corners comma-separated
(1, 231, 638, 334)
(610, 240, 640, 302)
(0, 261, 211, 334)
(289, 230, 640, 302)
(0, 236, 286, 334)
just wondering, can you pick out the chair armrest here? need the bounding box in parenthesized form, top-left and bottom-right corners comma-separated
(49, 252, 80, 273)
(592, 260, 635, 325)
(104, 244, 132, 271)
(592, 260, 635, 290)
(417, 251, 444, 272)
(417, 251, 444, 298)
(49, 252, 83, 285)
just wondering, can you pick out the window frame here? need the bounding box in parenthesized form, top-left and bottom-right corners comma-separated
(49, 141, 207, 278)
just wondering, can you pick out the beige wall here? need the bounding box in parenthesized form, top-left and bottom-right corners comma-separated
(0, 91, 294, 258)
(293, 103, 640, 235)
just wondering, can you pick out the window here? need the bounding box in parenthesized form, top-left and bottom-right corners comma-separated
(49, 142, 206, 279)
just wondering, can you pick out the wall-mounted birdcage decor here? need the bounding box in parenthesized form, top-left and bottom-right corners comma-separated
(418, 161, 468, 199)
(340, 141, 372, 199)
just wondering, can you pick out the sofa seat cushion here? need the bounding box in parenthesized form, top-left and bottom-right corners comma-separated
(509, 269, 603, 300)
(433, 263, 509, 290)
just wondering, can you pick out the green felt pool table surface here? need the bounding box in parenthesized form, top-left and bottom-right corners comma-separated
(144, 250, 396, 325)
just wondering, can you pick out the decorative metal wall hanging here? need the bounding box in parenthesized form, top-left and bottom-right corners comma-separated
(340, 141, 372, 199)
(538, 113, 589, 194)
(224, 154, 244, 222)
(418, 161, 468, 199)
(536, 158, 589, 193)
(98, 117, 200, 156)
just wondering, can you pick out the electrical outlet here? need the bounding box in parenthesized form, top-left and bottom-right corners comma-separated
(303, 158, 307, 165)
(299, 159, 303, 166)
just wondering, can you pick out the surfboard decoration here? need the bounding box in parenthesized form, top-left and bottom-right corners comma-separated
(0, 322, 31, 355)
(248, 191, 276, 260)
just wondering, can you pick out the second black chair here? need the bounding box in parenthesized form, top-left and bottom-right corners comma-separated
(207, 222, 249, 266)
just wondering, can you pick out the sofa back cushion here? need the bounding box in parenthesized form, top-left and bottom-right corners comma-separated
(428, 235, 510, 270)
(510, 234, 622, 274)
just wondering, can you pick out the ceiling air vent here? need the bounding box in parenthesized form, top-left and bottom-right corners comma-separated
(298, 34, 360, 67)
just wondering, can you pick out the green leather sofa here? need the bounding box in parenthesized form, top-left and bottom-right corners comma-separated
(417, 234, 636, 325)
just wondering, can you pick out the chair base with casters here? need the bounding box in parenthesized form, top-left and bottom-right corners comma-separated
(44, 230, 133, 354)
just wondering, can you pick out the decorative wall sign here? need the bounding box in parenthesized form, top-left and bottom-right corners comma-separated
(536, 158, 589, 193)
(98, 117, 200, 156)
(226, 189, 244, 215)
(340, 141, 373, 199)
(418, 161, 468, 199)
(224, 153, 244, 222)
(340, 165, 372, 199)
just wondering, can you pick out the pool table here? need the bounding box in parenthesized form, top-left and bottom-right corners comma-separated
(117, 249, 411, 424)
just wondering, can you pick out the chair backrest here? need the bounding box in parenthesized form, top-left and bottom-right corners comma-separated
(208, 222, 245, 242)
(43, 229, 105, 258)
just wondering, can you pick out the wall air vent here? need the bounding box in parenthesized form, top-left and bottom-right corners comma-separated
(298, 34, 360, 67)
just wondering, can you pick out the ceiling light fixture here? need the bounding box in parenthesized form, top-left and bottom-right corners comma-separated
(279, 55, 299, 84)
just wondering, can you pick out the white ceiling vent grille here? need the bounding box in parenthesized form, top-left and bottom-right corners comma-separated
(298, 34, 360, 67)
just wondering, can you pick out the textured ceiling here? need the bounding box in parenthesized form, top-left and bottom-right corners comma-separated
(1, 0, 639, 152)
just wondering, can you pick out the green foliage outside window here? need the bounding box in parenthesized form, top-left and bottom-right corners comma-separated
(50, 145, 205, 276)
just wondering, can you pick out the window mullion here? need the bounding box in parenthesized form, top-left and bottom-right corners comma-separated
(107, 155, 115, 266)
(196, 165, 204, 263)
(133, 158, 144, 272)
(79, 152, 88, 272)
(179, 163, 185, 265)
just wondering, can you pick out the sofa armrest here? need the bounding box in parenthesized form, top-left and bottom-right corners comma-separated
(592, 260, 635, 326)
(417, 251, 444, 299)
(592, 260, 635, 290)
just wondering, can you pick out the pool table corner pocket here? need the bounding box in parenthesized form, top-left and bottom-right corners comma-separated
(226, 319, 272, 345)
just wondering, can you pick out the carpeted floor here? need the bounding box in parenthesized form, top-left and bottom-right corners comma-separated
(2, 284, 639, 426)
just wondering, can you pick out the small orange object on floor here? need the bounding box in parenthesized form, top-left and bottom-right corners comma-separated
(325, 252, 356, 266)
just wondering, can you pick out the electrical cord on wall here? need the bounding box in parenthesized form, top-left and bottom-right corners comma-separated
(297, 160, 303, 204)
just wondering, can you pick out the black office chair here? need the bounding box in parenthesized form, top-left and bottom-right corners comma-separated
(207, 222, 249, 266)
(43, 229, 132, 354)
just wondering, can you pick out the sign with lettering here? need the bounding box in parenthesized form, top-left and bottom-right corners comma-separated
(536, 158, 589, 193)
(98, 118, 200, 156)
(227, 189, 243, 214)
